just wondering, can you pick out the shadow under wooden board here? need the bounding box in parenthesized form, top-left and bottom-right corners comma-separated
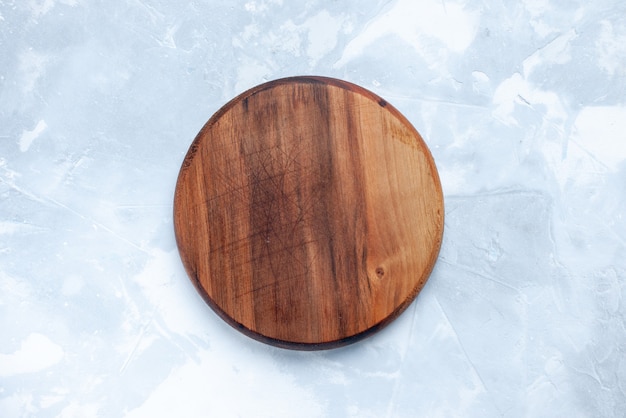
(174, 76, 444, 350)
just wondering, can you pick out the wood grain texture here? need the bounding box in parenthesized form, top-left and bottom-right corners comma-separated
(174, 76, 444, 350)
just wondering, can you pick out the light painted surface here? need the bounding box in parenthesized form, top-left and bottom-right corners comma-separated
(1, 0, 625, 416)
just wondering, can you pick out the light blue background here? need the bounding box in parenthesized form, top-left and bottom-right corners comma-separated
(1, 0, 625, 416)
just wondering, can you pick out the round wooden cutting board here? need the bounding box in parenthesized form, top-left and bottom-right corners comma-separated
(174, 76, 444, 350)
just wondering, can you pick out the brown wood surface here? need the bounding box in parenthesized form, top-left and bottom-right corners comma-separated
(174, 76, 444, 350)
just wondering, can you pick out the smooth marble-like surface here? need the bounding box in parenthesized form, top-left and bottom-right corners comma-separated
(1, 0, 625, 416)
